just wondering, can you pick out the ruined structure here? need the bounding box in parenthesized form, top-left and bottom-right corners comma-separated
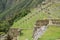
(0, 28, 21, 40)
(33, 19, 49, 33)
(50, 19, 60, 25)
(7, 28, 21, 40)
(33, 19, 49, 40)
(33, 19, 60, 40)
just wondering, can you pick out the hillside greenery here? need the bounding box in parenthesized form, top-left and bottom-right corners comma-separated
(0, 0, 60, 40)
(0, 8, 31, 33)
(0, 0, 44, 33)
(12, 2, 60, 40)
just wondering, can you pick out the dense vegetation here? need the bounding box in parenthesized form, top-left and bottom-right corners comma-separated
(0, 9, 31, 33)
(0, 0, 44, 33)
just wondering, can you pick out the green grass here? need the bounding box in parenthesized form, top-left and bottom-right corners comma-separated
(12, 10, 48, 28)
(12, 9, 48, 40)
(39, 25, 60, 40)
(17, 25, 60, 40)
(19, 30, 33, 40)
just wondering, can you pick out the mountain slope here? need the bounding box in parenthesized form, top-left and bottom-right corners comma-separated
(12, 1, 60, 40)
(0, 0, 45, 21)
(12, 2, 60, 28)
(0, 0, 45, 32)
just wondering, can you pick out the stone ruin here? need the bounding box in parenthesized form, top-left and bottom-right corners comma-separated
(50, 19, 60, 25)
(33, 19, 49, 40)
(33, 19, 60, 40)
(7, 28, 21, 40)
(33, 19, 60, 32)
(0, 19, 60, 40)
(0, 28, 21, 40)
(33, 19, 49, 33)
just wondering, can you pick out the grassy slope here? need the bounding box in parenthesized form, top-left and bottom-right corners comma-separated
(39, 26, 60, 40)
(12, 3, 60, 40)
(12, 3, 60, 28)
(12, 9, 48, 28)
(19, 30, 33, 40)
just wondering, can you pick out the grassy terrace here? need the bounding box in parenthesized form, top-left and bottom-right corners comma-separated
(12, 3, 60, 40)
(39, 25, 60, 40)
(18, 25, 60, 40)
(12, 8, 48, 40)
(19, 30, 33, 40)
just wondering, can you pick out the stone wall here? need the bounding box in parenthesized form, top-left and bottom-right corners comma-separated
(51, 19, 60, 25)
(33, 19, 49, 40)
(33, 19, 60, 40)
